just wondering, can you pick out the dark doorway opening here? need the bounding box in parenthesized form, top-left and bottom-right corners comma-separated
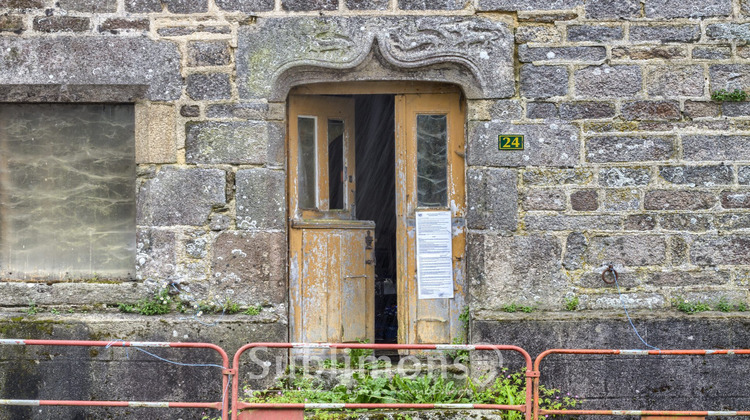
(354, 95, 397, 343)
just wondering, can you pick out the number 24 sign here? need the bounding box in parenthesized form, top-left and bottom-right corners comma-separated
(498, 135, 524, 150)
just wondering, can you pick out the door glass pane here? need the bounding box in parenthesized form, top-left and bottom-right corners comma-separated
(328, 119, 345, 210)
(298, 116, 316, 209)
(416, 114, 447, 207)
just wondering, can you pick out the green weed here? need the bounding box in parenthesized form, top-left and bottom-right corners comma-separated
(501, 303, 534, 313)
(185, 299, 243, 315)
(194, 301, 219, 315)
(25, 300, 39, 316)
(347, 345, 373, 368)
(245, 376, 351, 418)
(671, 296, 711, 314)
(244, 367, 579, 420)
(715, 297, 732, 312)
(713, 297, 748, 313)
(468, 368, 579, 420)
(243, 305, 262, 316)
(458, 305, 470, 329)
(711, 89, 747, 102)
(176, 300, 189, 313)
(222, 299, 242, 315)
(391, 374, 465, 404)
(346, 340, 388, 369)
(564, 296, 579, 311)
(118, 288, 172, 315)
(445, 337, 470, 364)
(322, 358, 346, 369)
(351, 372, 400, 403)
(443, 307, 471, 363)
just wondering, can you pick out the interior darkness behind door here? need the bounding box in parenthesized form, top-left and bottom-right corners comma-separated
(354, 95, 397, 343)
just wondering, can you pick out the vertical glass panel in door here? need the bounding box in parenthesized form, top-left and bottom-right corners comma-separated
(298, 116, 316, 209)
(328, 119, 345, 210)
(416, 114, 447, 207)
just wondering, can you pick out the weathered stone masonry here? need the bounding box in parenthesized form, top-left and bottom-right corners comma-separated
(2, 0, 750, 416)
(468, 0, 750, 315)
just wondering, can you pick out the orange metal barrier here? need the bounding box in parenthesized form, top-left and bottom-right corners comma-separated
(7, 339, 749, 419)
(533, 349, 750, 419)
(0, 338, 231, 420)
(231, 342, 534, 420)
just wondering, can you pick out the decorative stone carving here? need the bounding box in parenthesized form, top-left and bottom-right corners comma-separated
(237, 16, 514, 100)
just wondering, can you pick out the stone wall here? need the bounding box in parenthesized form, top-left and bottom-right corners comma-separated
(466, 0, 750, 314)
(1, 0, 750, 417)
(0, 0, 745, 316)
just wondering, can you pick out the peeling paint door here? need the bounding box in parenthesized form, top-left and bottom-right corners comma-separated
(395, 93, 466, 344)
(288, 95, 375, 345)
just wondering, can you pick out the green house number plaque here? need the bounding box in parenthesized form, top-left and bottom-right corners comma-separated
(498, 135, 524, 150)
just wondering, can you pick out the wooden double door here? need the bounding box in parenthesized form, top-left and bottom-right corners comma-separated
(288, 85, 466, 346)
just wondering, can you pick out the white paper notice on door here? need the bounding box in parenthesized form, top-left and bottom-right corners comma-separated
(416, 211, 454, 299)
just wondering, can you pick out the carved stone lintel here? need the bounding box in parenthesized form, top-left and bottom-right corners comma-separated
(237, 16, 514, 100)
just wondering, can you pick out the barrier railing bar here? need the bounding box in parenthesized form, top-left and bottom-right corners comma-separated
(542, 410, 750, 416)
(239, 403, 521, 410)
(535, 349, 750, 357)
(533, 348, 750, 420)
(0, 399, 221, 409)
(231, 342, 533, 420)
(0, 339, 231, 420)
(239, 402, 522, 409)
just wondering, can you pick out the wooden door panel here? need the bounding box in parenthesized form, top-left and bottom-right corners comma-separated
(341, 230, 370, 342)
(396, 92, 466, 345)
(293, 226, 374, 344)
(325, 232, 342, 341)
(416, 319, 450, 344)
(300, 230, 330, 343)
(288, 94, 375, 350)
(342, 276, 367, 342)
(415, 295, 451, 344)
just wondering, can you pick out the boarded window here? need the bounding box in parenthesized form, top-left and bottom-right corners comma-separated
(0, 104, 136, 280)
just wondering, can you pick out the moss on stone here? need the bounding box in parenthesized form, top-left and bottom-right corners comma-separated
(0, 318, 60, 336)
